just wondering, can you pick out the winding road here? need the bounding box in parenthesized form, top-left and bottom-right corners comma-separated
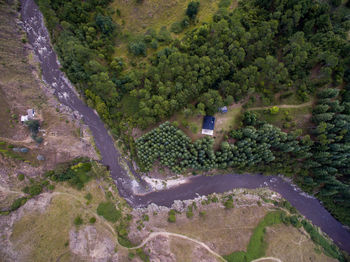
(20, 0, 350, 254)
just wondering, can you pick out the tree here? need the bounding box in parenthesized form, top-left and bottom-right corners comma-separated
(186, 1, 200, 20)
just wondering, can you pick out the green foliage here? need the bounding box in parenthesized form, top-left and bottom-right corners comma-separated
(84, 193, 93, 201)
(97, 202, 121, 222)
(89, 217, 96, 224)
(48, 161, 93, 189)
(224, 197, 234, 209)
(269, 106, 279, 115)
(23, 184, 42, 197)
(302, 220, 345, 261)
(18, 173, 25, 181)
(74, 215, 83, 226)
(309, 85, 350, 226)
(136, 248, 150, 262)
(170, 21, 184, 34)
(25, 120, 40, 135)
(128, 40, 147, 56)
(168, 209, 176, 223)
(10, 197, 28, 211)
(142, 214, 149, 221)
(186, 1, 200, 20)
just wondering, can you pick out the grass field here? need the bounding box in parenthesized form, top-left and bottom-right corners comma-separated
(251, 105, 312, 134)
(111, 0, 221, 34)
(111, 0, 234, 72)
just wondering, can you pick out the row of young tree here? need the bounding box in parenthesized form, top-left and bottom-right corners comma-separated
(136, 121, 311, 174)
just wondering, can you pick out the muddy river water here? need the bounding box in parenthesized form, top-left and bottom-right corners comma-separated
(20, 0, 350, 253)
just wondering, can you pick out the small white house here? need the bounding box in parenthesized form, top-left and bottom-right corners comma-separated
(21, 108, 35, 123)
(20, 115, 29, 122)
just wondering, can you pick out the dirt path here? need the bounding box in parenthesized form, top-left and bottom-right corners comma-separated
(248, 101, 313, 111)
(129, 231, 226, 261)
(252, 257, 282, 262)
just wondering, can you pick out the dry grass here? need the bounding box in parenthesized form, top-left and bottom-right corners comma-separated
(9, 180, 117, 262)
(264, 223, 337, 262)
(165, 205, 267, 255)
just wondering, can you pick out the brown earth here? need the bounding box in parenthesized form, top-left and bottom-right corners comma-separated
(0, 1, 97, 193)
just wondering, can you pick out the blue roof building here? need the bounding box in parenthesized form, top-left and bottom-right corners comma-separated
(202, 116, 215, 136)
(219, 106, 228, 113)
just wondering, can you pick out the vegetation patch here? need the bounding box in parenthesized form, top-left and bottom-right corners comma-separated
(224, 211, 284, 262)
(97, 201, 121, 222)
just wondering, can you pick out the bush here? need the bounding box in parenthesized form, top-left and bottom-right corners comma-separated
(128, 40, 147, 56)
(25, 120, 40, 135)
(170, 22, 183, 34)
(10, 197, 28, 211)
(85, 193, 92, 201)
(97, 202, 121, 222)
(168, 209, 176, 223)
(18, 173, 25, 181)
(136, 248, 150, 262)
(186, 1, 200, 20)
(74, 215, 83, 226)
(23, 184, 42, 196)
(157, 26, 172, 42)
(269, 106, 280, 115)
(89, 217, 96, 224)
(224, 196, 234, 209)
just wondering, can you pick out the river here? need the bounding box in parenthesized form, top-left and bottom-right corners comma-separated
(20, 0, 350, 254)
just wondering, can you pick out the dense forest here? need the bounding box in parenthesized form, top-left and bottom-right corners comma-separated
(35, 0, 350, 226)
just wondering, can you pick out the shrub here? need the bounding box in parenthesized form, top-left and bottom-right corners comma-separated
(142, 214, 149, 221)
(224, 196, 234, 209)
(150, 39, 158, 49)
(170, 22, 183, 34)
(85, 193, 93, 201)
(157, 26, 172, 42)
(89, 217, 96, 224)
(168, 209, 176, 223)
(199, 211, 206, 217)
(74, 215, 83, 226)
(23, 184, 42, 196)
(269, 106, 280, 115)
(25, 120, 40, 135)
(97, 202, 121, 222)
(128, 40, 147, 56)
(18, 173, 25, 181)
(10, 197, 28, 211)
(186, 1, 200, 20)
(136, 248, 150, 262)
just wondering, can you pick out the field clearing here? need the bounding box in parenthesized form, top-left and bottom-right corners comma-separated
(250, 105, 313, 134)
(111, 0, 219, 34)
(111, 0, 235, 71)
